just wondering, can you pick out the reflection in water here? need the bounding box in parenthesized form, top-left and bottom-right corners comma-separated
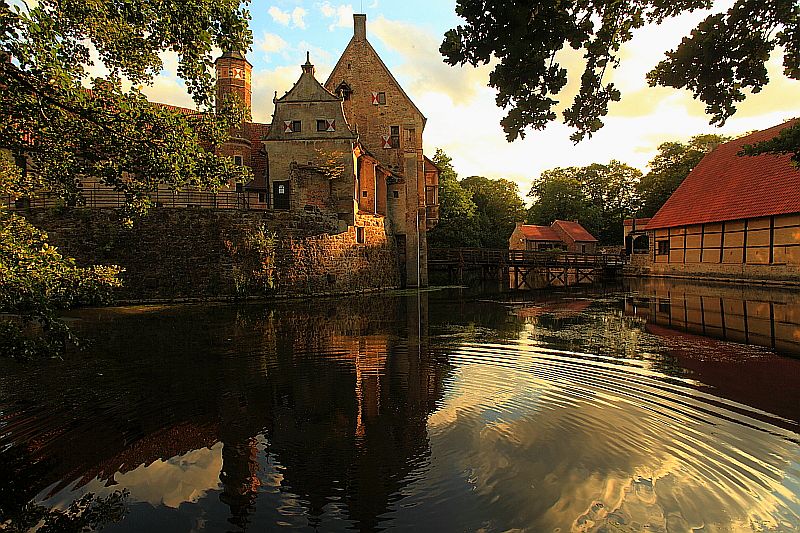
(0, 283, 798, 532)
(624, 277, 800, 357)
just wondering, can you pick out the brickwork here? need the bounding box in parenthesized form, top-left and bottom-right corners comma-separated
(324, 14, 434, 287)
(20, 208, 400, 301)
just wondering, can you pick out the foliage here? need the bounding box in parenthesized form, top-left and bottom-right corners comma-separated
(226, 225, 278, 298)
(637, 134, 729, 217)
(461, 175, 527, 249)
(428, 149, 527, 249)
(442, 0, 799, 154)
(528, 169, 600, 233)
(528, 161, 640, 244)
(2, 490, 129, 532)
(0, 207, 122, 359)
(0, 0, 252, 357)
(740, 122, 800, 165)
(427, 149, 481, 248)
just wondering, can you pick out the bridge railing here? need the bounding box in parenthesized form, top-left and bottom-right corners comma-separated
(429, 248, 627, 267)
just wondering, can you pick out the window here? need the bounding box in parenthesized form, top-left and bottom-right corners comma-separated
(392, 190, 400, 199)
(292, 120, 301, 133)
(372, 91, 386, 105)
(316, 119, 335, 132)
(403, 128, 415, 148)
(277, 184, 286, 195)
(390, 126, 400, 148)
(235, 182, 244, 193)
(233, 155, 243, 166)
(657, 240, 670, 255)
(356, 226, 366, 244)
(258, 192, 267, 203)
(336, 81, 352, 100)
(362, 190, 368, 197)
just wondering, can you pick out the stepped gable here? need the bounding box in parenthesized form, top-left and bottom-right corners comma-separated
(647, 119, 800, 229)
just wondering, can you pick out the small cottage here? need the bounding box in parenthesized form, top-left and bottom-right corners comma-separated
(509, 221, 598, 253)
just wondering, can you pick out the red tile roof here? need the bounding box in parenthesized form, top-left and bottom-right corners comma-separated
(552, 220, 598, 242)
(647, 119, 800, 229)
(520, 225, 562, 241)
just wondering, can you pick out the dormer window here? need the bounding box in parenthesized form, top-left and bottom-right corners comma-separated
(336, 81, 353, 101)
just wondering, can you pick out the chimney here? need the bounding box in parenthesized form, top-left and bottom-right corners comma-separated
(354, 14, 367, 41)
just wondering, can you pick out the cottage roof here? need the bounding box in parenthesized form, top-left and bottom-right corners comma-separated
(647, 119, 800, 229)
(552, 220, 598, 242)
(519, 225, 562, 241)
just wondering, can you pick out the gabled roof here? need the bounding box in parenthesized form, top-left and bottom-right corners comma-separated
(325, 34, 427, 127)
(553, 220, 598, 242)
(424, 156, 442, 172)
(277, 59, 342, 104)
(519, 225, 562, 241)
(647, 119, 800, 229)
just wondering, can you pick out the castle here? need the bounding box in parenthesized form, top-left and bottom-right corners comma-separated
(212, 14, 440, 287)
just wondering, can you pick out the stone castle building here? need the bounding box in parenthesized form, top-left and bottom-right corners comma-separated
(213, 15, 439, 287)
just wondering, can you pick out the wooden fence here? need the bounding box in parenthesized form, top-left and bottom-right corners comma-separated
(2, 189, 255, 211)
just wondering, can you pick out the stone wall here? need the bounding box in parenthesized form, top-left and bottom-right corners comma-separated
(20, 208, 400, 301)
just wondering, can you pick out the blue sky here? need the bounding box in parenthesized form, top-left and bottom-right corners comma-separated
(143, 1, 800, 197)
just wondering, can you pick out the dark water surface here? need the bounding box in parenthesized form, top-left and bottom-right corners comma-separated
(1, 279, 799, 532)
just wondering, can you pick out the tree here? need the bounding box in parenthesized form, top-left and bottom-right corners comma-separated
(528, 161, 640, 245)
(461, 175, 527, 249)
(637, 134, 729, 217)
(427, 149, 481, 248)
(0, 0, 253, 357)
(441, 1, 799, 154)
(527, 169, 600, 235)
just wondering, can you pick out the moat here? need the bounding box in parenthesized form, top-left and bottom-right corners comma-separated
(1, 279, 799, 532)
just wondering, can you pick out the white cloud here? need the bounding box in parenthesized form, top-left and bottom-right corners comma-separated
(319, 2, 354, 31)
(291, 7, 307, 29)
(267, 6, 291, 26)
(268, 6, 307, 29)
(255, 32, 289, 62)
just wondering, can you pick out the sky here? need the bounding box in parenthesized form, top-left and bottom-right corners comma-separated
(143, 0, 800, 198)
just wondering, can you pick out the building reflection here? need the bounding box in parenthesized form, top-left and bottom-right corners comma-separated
(0, 292, 447, 531)
(624, 278, 800, 357)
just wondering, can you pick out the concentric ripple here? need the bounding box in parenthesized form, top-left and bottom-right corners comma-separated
(0, 290, 798, 532)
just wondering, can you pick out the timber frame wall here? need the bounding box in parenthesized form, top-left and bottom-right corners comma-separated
(646, 213, 800, 281)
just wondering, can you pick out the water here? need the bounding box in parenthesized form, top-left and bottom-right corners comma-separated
(1, 279, 799, 532)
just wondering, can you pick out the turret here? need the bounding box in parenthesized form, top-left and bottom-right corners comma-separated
(215, 50, 252, 115)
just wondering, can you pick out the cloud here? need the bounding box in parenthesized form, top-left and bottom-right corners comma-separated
(291, 7, 307, 29)
(268, 6, 306, 29)
(319, 2, 354, 31)
(267, 6, 290, 25)
(255, 32, 289, 62)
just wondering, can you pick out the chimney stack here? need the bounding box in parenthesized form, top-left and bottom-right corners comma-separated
(354, 14, 367, 41)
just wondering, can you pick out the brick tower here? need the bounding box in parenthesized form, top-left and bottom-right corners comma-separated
(215, 51, 253, 169)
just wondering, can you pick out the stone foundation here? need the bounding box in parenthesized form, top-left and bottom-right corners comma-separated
(20, 208, 401, 301)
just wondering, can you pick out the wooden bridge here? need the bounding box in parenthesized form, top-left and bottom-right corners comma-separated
(428, 248, 626, 289)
